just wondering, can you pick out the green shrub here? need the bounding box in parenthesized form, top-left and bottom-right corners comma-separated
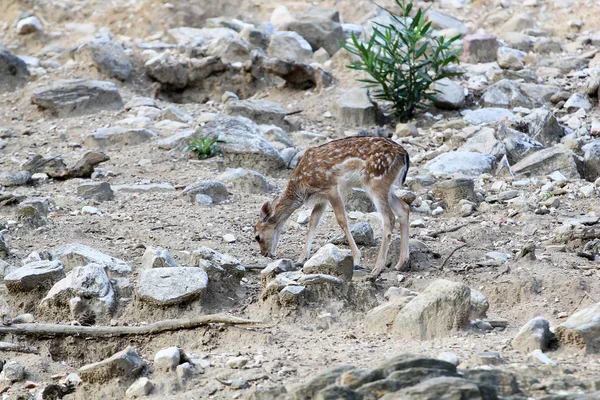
(343, 0, 463, 122)
(182, 137, 224, 159)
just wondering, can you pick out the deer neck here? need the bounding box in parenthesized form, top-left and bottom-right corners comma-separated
(270, 182, 304, 229)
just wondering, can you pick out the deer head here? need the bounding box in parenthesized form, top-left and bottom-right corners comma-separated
(254, 201, 281, 258)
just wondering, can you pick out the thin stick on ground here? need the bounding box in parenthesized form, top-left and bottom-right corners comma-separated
(0, 341, 39, 354)
(429, 223, 468, 238)
(0, 315, 260, 339)
(440, 242, 467, 270)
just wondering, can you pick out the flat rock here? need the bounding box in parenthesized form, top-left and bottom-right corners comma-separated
(224, 99, 287, 130)
(4, 260, 65, 292)
(85, 127, 157, 148)
(79, 347, 146, 383)
(137, 267, 208, 305)
(31, 79, 123, 118)
(512, 146, 580, 179)
(51, 243, 131, 276)
(112, 183, 176, 193)
(181, 180, 229, 203)
(462, 108, 515, 125)
(0, 171, 31, 187)
(426, 152, 496, 177)
(157, 129, 195, 150)
(391, 279, 472, 339)
(481, 79, 532, 108)
(77, 182, 114, 202)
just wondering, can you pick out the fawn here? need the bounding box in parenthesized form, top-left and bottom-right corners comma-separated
(254, 136, 410, 277)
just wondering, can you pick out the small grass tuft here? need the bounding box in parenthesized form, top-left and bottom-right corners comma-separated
(182, 137, 224, 160)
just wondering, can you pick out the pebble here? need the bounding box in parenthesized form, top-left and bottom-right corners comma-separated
(223, 234, 236, 243)
(81, 206, 101, 215)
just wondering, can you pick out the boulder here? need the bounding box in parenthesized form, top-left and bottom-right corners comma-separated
(302, 244, 353, 281)
(425, 152, 496, 177)
(365, 296, 414, 334)
(79, 347, 146, 383)
(42, 264, 115, 322)
(0, 170, 31, 187)
(481, 79, 532, 108)
(51, 243, 131, 276)
(154, 347, 181, 372)
(391, 279, 472, 339)
(206, 37, 252, 63)
(432, 179, 476, 210)
(137, 267, 208, 305)
(216, 168, 270, 194)
(201, 116, 286, 174)
(564, 93, 592, 112)
(555, 302, 600, 353)
(283, 18, 345, 56)
(74, 39, 133, 80)
(433, 78, 465, 110)
(224, 99, 288, 130)
(32, 79, 123, 118)
(518, 109, 563, 146)
(267, 31, 313, 63)
(511, 317, 552, 353)
(77, 182, 114, 202)
(333, 87, 377, 126)
(461, 34, 499, 64)
(511, 146, 580, 179)
(4, 260, 65, 292)
(0, 45, 29, 93)
(181, 180, 229, 204)
(469, 289, 489, 320)
(141, 247, 179, 269)
(459, 127, 505, 158)
(496, 123, 544, 164)
(84, 127, 157, 148)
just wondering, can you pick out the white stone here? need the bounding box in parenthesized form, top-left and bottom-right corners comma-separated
(154, 347, 181, 371)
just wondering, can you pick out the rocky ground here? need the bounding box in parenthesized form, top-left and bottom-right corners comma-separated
(1, 0, 600, 399)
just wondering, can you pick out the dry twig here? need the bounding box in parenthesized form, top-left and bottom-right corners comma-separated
(0, 341, 39, 354)
(440, 242, 467, 270)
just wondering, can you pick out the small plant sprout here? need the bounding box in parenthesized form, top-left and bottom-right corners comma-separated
(343, 0, 463, 122)
(182, 137, 224, 160)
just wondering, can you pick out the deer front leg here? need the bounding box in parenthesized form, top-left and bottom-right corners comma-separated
(328, 191, 362, 268)
(370, 202, 395, 278)
(390, 193, 410, 271)
(297, 202, 326, 264)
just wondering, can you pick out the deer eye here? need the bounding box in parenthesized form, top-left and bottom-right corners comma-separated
(255, 235, 261, 242)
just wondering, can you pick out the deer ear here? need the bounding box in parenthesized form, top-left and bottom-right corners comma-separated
(261, 201, 272, 220)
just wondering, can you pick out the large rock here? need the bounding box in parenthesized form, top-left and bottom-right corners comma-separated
(334, 87, 377, 126)
(481, 79, 532, 108)
(283, 17, 345, 56)
(190, 246, 245, 293)
(79, 347, 146, 383)
(85, 127, 157, 148)
(433, 78, 465, 110)
(459, 127, 505, 158)
(206, 37, 252, 63)
(584, 142, 600, 181)
(31, 79, 123, 118)
(518, 109, 563, 146)
(500, 13, 534, 32)
(432, 179, 476, 210)
(257, 55, 334, 90)
(267, 31, 313, 63)
(141, 247, 179, 269)
(391, 279, 472, 339)
(302, 244, 353, 281)
(216, 168, 270, 194)
(461, 34, 498, 64)
(0, 45, 29, 93)
(564, 93, 592, 112)
(511, 317, 552, 353)
(4, 260, 65, 292)
(426, 152, 496, 177)
(224, 99, 288, 130)
(201, 116, 286, 174)
(286, 365, 356, 400)
(42, 264, 115, 322)
(0, 171, 31, 187)
(51, 243, 131, 276)
(74, 39, 133, 80)
(511, 146, 580, 179)
(181, 180, 229, 204)
(496, 123, 544, 164)
(555, 302, 600, 353)
(137, 267, 208, 305)
(77, 182, 114, 202)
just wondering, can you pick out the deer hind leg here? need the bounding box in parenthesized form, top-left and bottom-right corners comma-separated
(390, 192, 410, 271)
(327, 189, 362, 268)
(370, 187, 396, 278)
(298, 201, 327, 264)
